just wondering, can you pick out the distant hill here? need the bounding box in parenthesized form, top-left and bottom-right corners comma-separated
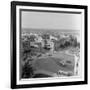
(22, 28, 80, 35)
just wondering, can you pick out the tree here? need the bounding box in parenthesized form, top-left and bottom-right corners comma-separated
(42, 33, 50, 40)
(22, 61, 34, 78)
(29, 35, 36, 42)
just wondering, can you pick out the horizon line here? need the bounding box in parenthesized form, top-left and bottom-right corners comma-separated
(22, 28, 80, 32)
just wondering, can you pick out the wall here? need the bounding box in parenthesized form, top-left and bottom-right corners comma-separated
(0, 0, 89, 90)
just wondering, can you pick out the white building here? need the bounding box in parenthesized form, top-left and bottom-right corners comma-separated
(45, 35, 58, 53)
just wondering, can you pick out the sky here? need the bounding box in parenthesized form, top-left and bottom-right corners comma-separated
(21, 10, 82, 31)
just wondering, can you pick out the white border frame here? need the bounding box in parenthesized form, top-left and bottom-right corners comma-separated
(16, 6, 85, 85)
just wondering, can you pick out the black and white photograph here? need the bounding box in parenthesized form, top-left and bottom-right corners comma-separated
(20, 10, 80, 79)
(11, 1, 87, 89)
